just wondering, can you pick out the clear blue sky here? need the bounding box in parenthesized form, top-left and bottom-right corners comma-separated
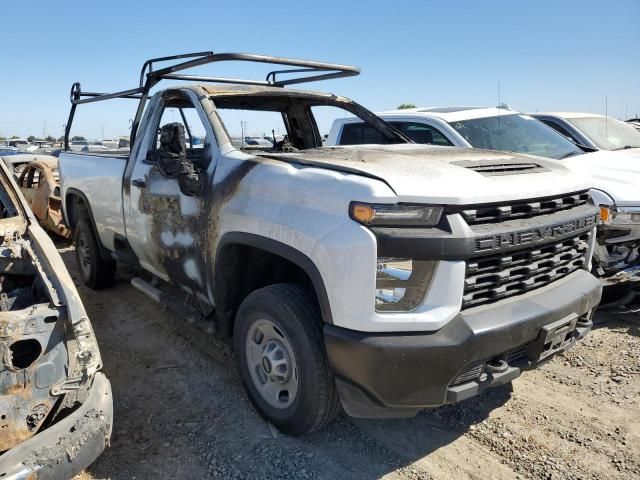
(0, 0, 638, 139)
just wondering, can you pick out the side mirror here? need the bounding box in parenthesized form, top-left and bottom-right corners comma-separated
(156, 123, 188, 178)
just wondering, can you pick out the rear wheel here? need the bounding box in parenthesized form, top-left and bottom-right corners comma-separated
(234, 284, 340, 435)
(74, 219, 116, 290)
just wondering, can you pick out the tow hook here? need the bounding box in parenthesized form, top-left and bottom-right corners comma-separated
(485, 359, 509, 374)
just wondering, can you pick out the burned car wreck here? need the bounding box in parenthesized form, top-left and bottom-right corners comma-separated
(0, 161, 111, 479)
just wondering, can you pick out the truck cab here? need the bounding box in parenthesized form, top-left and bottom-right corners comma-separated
(59, 52, 601, 435)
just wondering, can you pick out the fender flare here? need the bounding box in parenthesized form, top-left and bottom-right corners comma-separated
(214, 232, 334, 325)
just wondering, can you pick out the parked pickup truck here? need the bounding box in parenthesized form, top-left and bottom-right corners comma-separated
(59, 52, 601, 435)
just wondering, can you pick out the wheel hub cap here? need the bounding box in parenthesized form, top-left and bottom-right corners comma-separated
(246, 319, 299, 409)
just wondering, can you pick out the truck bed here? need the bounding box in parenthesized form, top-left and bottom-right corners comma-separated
(59, 151, 128, 250)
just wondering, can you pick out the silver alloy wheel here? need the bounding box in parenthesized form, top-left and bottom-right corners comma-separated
(245, 318, 299, 409)
(76, 231, 91, 278)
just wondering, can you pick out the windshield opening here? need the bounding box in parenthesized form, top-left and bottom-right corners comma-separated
(211, 94, 407, 152)
(566, 116, 640, 150)
(449, 114, 582, 159)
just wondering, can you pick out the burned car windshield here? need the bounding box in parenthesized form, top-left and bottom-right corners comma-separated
(212, 94, 405, 152)
(449, 114, 582, 159)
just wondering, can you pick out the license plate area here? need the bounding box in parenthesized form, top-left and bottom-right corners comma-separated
(526, 315, 578, 362)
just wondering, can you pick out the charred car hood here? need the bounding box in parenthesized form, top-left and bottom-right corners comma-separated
(563, 150, 640, 205)
(263, 144, 591, 204)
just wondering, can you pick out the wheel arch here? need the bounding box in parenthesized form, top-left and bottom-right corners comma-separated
(214, 232, 334, 336)
(64, 188, 112, 260)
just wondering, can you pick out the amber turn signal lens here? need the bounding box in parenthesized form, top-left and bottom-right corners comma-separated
(351, 204, 375, 224)
(599, 206, 611, 223)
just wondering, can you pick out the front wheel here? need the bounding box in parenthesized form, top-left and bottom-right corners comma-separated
(74, 219, 116, 290)
(234, 284, 340, 435)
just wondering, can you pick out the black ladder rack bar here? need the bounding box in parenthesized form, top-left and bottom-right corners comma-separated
(65, 51, 360, 150)
(158, 74, 272, 86)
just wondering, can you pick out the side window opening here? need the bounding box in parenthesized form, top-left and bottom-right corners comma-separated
(338, 123, 388, 145)
(155, 104, 210, 168)
(390, 122, 453, 146)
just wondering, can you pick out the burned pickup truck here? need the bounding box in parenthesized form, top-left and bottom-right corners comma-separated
(59, 52, 601, 435)
(0, 161, 111, 478)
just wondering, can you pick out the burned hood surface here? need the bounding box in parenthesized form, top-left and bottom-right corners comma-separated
(261, 144, 591, 204)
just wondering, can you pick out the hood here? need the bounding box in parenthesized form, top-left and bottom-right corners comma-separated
(562, 150, 640, 205)
(263, 144, 591, 204)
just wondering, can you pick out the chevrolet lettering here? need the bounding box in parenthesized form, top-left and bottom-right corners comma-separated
(475, 215, 597, 253)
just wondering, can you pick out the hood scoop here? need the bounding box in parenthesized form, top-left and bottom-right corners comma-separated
(452, 159, 549, 176)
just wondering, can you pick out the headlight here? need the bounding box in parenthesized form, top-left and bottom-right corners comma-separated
(350, 202, 443, 227)
(375, 258, 437, 312)
(599, 206, 640, 225)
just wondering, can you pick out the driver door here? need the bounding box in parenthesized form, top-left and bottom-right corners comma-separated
(125, 90, 215, 294)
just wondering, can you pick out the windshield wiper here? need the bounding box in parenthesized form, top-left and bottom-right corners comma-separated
(612, 145, 639, 151)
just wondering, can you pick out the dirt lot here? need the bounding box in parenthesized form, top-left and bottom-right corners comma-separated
(61, 246, 640, 480)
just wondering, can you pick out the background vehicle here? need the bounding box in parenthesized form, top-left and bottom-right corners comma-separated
(81, 144, 110, 153)
(329, 107, 639, 288)
(0, 159, 111, 479)
(17, 156, 71, 238)
(69, 139, 89, 151)
(60, 52, 600, 435)
(7, 138, 37, 152)
(627, 118, 640, 131)
(532, 113, 640, 153)
(327, 105, 586, 159)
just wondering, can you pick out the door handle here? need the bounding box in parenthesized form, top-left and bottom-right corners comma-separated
(132, 179, 146, 188)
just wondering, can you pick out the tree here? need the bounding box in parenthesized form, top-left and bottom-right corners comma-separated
(45, 135, 55, 143)
(71, 135, 86, 141)
(10, 136, 20, 139)
(27, 135, 36, 142)
(397, 103, 417, 110)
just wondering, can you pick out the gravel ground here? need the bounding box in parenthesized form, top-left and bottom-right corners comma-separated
(61, 246, 640, 480)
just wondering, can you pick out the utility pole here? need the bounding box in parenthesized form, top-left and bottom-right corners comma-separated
(240, 121, 247, 148)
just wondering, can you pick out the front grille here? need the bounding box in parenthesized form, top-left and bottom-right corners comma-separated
(463, 232, 591, 309)
(458, 190, 590, 225)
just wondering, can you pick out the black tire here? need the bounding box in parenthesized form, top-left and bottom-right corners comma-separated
(234, 284, 340, 435)
(73, 218, 116, 290)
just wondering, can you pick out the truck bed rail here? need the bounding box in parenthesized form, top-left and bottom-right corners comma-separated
(64, 51, 360, 150)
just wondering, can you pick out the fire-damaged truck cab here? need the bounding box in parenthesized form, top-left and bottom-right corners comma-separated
(59, 52, 601, 435)
(0, 161, 111, 478)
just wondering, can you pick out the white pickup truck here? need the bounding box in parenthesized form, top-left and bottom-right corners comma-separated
(59, 52, 601, 435)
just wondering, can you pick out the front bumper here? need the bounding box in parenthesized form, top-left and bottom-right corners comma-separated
(325, 269, 601, 418)
(0, 372, 113, 480)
